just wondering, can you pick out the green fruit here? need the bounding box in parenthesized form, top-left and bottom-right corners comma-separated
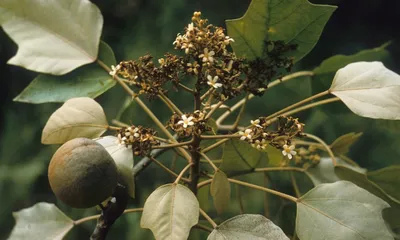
(48, 138, 118, 208)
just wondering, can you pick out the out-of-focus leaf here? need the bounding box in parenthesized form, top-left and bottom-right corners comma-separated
(41, 97, 108, 144)
(226, 0, 336, 62)
(8, 203, 73, 240)
(383, 208, 400, 239)
(335, 165, 400, 205)
(141, 184, 199, 240)
(210, 170, 231, 215)
(207, 214, 289, 240)
(13, 42, 116, 104)
(330, 132, 363, 155)
(220, 139, 266, 173)
(314, 42, 390, 75)
(264, 145, 283, 167)
(96, 136, 134, 198)
(368, 166, 400, 202)
(296, 181, 393, 240)
(306, 157, 366, 186)
(0, 0, 103, 75)
(330, 61, 400, 120)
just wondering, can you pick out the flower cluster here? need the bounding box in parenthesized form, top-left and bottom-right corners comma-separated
(117, 125, 160, 156)
(109, 12, 297, 101)
(167, 111, 209, 137)
(239, 116, 305, 157)
(110, 54, 184, 99)
(282, 145, 321, 168)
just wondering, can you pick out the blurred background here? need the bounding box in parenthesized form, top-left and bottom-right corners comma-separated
(1, 0, 400, 239)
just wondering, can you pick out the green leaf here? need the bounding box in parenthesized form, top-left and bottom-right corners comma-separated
(8, 202, 73, 240)
(140, 184, 199, 240)
(335, 165, 400, 206)
(210, 170, 231, 215)
(226, 0, 336, 61)
(314, 42, 390, 75)
(13, 41, 116, 104)
(206, 118, 218, 135)
(264, 145, 283, 167)
(383, 208, 400, 239)
(306, 158, 366, 186)
(0, 0, 103, 75)
(368, 166, 400, 203)
(330, 132, 363, 155)
(296, 181, 393, 240)
(330, 61, 400, 120)
(220, 138, 266, 173)
(96, 136, 135, 198)
(207, 214, 288, 240)
(41, 97, 108, 144)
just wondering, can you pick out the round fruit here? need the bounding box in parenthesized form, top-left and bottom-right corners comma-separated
(48, 138, 118, 208)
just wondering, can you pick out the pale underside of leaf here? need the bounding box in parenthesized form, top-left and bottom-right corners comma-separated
(330, 62, 400, 120)
(8, 202, 73, 240)
(13, 41, 116, 104)
(296, 181, 393, 240)
(41, 97, 108, 144)
(140, 184, 199, 240)
(207, 214, 289, 240)
(0, 0, 103, 75)
(226, 0, 336, 62)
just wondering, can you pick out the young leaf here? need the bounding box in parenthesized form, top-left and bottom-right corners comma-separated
(368, 166, 400, 202)
(314, 42, 390, 75)
(0, 0, 103, 75)
(296, 181, 393, 240)
(141, 184, 199, 240)
(207, 214, 288, 240)
(330, 61, 400, 120)
(210, 170, 231, 215)
(96, 136, 135, 198)
(206, 118, 218, 135)
(220, 138, 266, 173)
(8, 202, 73, 240)
(306, 157, 366, 186)
(226, 0, 336, 62)
(13, 41, 116, 104)
(42, 97, 108, 144)
(330, 132, 363, 155)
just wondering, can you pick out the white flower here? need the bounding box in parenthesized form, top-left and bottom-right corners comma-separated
(207, 75, 223, 89)
(252, 139, 267, 150)
(224, 36, 235, 45)
(178, 115, 195, 128)
(282, 144, 297, 160)
(109, 64, 120, 76)
(239, 129, 252, 141)
(199, 48, 215, 63)
(132, 127, 140, 138)
(187, 23, 194, 32)
(250, 119, 262, 128)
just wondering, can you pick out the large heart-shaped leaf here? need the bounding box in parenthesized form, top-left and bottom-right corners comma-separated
(296, 181, 393, 240)
(226, 0, 336, 61)
(42, 97, 108, 144)
(140, 184, 199, 240)
(207, 214, 288, 240)
(13, 41, 116, 104)
(220, 138, 266, 173)
(8, 202, 73, 240)
(96, 136, 135, 198)
(0, 0, 103, 75)
(210, 170, 231, 215)
(368, 166, 400, 203)
(330, 61, 400, 120)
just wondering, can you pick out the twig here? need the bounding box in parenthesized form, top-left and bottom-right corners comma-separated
(174, 163, 194, 184)
(74, 208, 143, 225)
(158, 91, 183, 115)
(200, 134, 239, 140)
(199, 152, 218, 171)
(193, 223, 213, 232)
(216, 71, 314, 125)
(199, 208, 217, 228)
(236, 185, 245, 214)
(111, 119, 130, 128)
(232, 93, 249, 130)
(305, 133, 337, 165)
(149, 156, 190, 182)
